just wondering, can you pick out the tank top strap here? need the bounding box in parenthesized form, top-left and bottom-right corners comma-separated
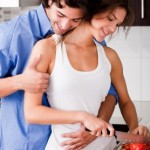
(50, 34, 66, 77)
(52, 34, 62, 44)
(94, 40, 111, 71)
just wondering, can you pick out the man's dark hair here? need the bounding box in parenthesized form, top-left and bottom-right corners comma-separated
(41, 0, 90, 18)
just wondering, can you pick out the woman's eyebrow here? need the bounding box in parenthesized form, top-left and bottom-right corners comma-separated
(112, 13, 123, 24)
(112, 13, 117, 20)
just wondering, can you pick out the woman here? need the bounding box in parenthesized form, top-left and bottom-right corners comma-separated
(24, 0, 149, 149)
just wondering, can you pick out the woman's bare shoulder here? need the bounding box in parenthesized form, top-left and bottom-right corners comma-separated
(31, 36, 56, 60)
(103, 46, 120, 62)
(103, 46, 123, 72)
(34, 36, 55, 51)
(28, 36, 56, 71)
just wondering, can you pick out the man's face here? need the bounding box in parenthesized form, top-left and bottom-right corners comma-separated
(46, 0, 84, 35)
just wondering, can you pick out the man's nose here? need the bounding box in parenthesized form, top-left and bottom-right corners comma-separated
(60, 19, 71, 30)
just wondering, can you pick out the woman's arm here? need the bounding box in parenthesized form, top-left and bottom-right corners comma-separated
(104, 46, 150, 137)
(24, 38, 81, 125)
(24, 38, 114, 137)
(25, 90, 113, 136)
(97, 94, 116, 122)
(105, 46, 138, 130)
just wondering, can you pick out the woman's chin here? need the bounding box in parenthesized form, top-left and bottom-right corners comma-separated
(94, 37, 104, 42)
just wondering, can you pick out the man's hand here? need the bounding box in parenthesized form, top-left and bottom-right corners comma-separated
(19, 55, 49, 93)
(130, 125, 150, 138)
(60, 125, 96, 150)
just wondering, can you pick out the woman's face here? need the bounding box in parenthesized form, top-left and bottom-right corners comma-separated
(90, 7, 127, 42)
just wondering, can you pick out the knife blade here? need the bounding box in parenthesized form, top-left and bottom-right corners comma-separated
(115, 131, 150, 144)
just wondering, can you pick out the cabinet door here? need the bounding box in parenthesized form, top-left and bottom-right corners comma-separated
(129, 0, 150, 26)
(19, 0, 41, 7)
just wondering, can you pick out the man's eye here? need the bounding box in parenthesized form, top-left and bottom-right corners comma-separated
(73, 19, 81, 23)
(57, 13, 63, 17)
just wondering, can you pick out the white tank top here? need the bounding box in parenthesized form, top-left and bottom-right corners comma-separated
(45, 34, 115, 150)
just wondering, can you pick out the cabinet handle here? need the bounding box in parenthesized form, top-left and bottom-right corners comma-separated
(141, 0, 144, 18)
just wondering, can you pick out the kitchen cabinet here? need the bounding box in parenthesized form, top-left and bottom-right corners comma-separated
(19, 0, 41, 7)
(129, 0, 150, 26)
(113, 124, 128, 132)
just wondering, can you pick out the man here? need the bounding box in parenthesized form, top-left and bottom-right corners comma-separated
(0, 0, 118, 149)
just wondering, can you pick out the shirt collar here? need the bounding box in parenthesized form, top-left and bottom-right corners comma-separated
(37, 4, 53, 37)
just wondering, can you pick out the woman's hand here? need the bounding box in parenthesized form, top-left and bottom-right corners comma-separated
(81, 112, 114, 137)
(130, 125, 150, 137)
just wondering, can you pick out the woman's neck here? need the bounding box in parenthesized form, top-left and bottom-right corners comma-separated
(64, 22, 95, 48)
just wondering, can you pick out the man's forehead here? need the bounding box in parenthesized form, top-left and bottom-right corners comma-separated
(58, 9, 83, 20)
(56, 2, 84, 20)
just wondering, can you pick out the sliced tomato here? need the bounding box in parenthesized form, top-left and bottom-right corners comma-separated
(121, 143, 150, 150)
(129, 143, 149, 150)
(122, 143, 130, 150)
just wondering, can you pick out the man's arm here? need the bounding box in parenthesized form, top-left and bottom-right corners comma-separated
(98, 85, 117, 122)
(98, 94, 116, 122)
(0, 75, 21, 98)
(0, 55, 49, 98)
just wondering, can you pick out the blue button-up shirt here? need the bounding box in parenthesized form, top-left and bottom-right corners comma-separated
(0, 5, 53, 150)
(0, 4, 118, 150)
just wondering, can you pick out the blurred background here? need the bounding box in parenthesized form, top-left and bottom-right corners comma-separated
(0, 0, 40, 22)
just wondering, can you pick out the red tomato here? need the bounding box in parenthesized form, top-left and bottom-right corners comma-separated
(121, 143, 150, 150)
(129, 143, 149, 150)
(122, 143, 130, 150)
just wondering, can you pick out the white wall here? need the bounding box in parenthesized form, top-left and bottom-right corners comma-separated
(107, 27, 150, 125)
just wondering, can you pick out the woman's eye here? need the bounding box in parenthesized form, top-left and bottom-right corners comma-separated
(107, 17, 112, 21)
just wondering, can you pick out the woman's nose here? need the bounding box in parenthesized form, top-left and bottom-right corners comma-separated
(108, 23, 117, 33)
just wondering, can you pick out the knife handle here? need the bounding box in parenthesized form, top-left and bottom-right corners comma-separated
(85, 128, 111, 135)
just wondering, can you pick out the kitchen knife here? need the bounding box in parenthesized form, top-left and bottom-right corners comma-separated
(115, 131, 150, 144)
(85, 128, 150, 144)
